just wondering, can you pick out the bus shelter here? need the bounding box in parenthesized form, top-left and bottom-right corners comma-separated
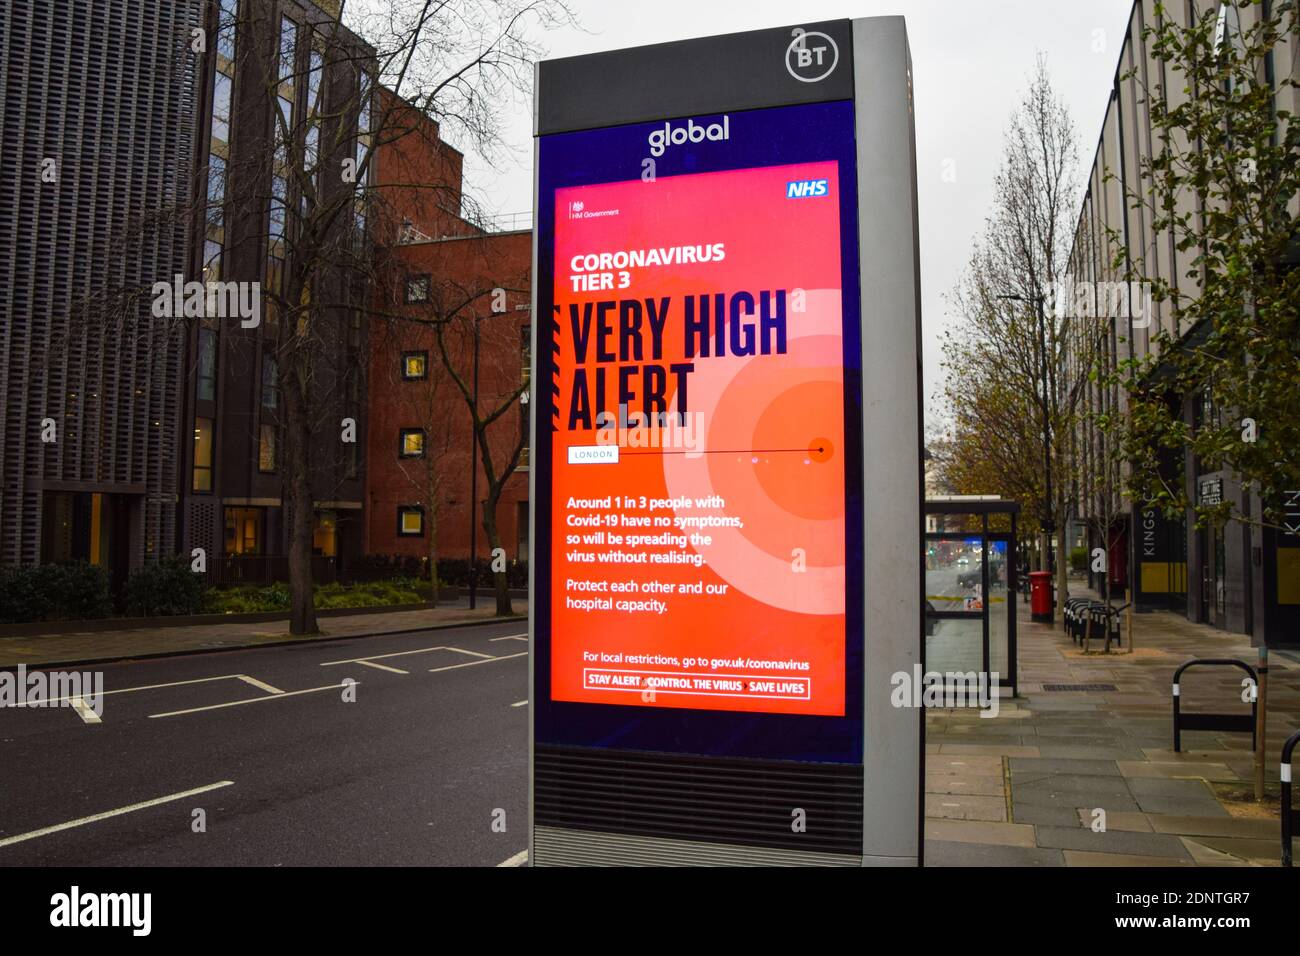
(924, 498, 1020, 697)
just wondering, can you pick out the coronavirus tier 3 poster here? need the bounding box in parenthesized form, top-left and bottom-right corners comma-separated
(541, 102, 862, 718)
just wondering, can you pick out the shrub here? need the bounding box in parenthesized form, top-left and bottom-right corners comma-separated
(0, 562, 112, 623)
(1069, 547, 1088, 574)
(123, 556, 210, 617)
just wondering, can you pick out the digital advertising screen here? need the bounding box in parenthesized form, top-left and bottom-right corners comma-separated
(534, 100, 864, 762)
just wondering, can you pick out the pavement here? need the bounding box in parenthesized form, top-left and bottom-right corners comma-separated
(925, 581, 1300, 867)
(0, 599, 529, 668)
(0, 618, 530, 866)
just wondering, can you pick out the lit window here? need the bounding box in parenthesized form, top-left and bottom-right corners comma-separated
(399, 428, 426, 458)
(405, 275, 430, 303)
(193, 418, 214, 492)
(398, 507, 424, 537)
(224, 506, 261, 556)
(258, 423, 277, 472)
(402, 351, 427, 380)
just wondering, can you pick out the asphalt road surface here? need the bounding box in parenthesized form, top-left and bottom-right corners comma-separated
(0, 620, 529, 866)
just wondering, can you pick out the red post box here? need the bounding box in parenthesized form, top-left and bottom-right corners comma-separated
(1029, 571, 1053, 623)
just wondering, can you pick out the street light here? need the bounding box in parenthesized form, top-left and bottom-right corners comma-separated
(998, 292, 1054, 581)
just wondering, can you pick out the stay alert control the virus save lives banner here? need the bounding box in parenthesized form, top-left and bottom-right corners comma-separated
(547, 109, 856, 718)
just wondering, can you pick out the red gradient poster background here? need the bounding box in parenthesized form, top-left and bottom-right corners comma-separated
(551, 160, 847, 716)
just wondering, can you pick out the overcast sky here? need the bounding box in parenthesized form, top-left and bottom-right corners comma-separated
(452, 0, 1136, 419)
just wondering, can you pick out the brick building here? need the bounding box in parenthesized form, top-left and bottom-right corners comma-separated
(366, 96, 531, 569)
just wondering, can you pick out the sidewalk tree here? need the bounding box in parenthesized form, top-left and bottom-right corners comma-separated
(938, 57, 1088, 609)
(217, 0, 566, 634)
(423, 257, 531, 617)
(1101, 0, 1300, 797)
(1107, 0, 1300, 535)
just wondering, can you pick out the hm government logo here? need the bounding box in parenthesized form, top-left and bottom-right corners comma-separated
(786, 28, 839, 83)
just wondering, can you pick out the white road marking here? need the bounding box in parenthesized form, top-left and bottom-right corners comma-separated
(148, 682, 357, 719)
(445, 646, 494, 659)
(16, 674, 248, 707)
(69, 698, 101, 724)
(237, 675, 284, 695)
(354, 660, 409, 675)
(490, 634, 528, 642)
(428, 651, 527, 674)
(511, 700, 528, 708)
(497, 849, 528, 867)
(320, 646, 451, 667)
(0, 781, 234, 849)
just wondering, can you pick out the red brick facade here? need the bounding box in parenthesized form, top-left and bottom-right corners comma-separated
(367, 93, 531, 566)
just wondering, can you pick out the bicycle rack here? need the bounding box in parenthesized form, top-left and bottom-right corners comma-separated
(1283, 729, 1299, 868)
(1171, 659, 1258, 753)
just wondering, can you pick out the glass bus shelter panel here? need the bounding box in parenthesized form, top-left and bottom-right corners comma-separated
(924, 617, 984, 676)
(987, 539, 1010, 682)
(926, 537, 986, 609)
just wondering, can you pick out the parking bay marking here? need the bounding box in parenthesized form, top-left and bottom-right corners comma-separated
(0, 781, 234, 849)
(490, 634, 528, 643)
(147, 682, 358, 719)
(13, 674, 287, 724)
(429, 651, 527, 674)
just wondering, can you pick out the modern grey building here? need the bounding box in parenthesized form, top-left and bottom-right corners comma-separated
(0, 0, 203, 590)
(0, 0, 373, 593)
(1066, 0, 1299, 645)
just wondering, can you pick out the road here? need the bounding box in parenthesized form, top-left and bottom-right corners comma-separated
(0, 620, 529, 866)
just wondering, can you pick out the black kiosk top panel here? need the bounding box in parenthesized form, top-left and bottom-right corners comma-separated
(536, 19, 855, 135)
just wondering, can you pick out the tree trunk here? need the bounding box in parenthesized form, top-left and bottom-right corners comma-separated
(282, 373, 319, 636)
(427, 504, 440, 608)
(481, 486, 513, 616)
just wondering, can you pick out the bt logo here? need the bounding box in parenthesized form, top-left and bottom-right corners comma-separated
(785, 28, 839, 83)
(786, 180, 829, 199)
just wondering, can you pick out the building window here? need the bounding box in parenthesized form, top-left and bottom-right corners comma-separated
(404, 275, 430, 303)
(278, 16, 297, 85)
(207, 154, 226, 231)
(399, 428, 426, 458)
(211, 71, 232, 144)
(203, 239, 222, 282)
(261, 354, 278, 408)
(313, 511, 337, 557)
(401, 351, 427, 380)
(197, 328, 217, 402)
(193, 418, 214, 492)
(258, 423, 277, 472)
(223, 506, 261, 556)
(217, 0, 238, 61)
(397, 506, 425, 537)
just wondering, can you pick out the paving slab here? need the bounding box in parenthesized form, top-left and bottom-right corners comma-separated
(925, 841, 1064, 867)
(924, 819, 1037, 848)
(1034, 825, 1192, 859)
(1063, 850, 1194, 867)
(1146, 815, 1281, 839)
(925, 793, 1007, 822)
(1009, 758, 1121, 776)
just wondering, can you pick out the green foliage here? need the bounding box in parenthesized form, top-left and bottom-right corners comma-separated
(1109, 0, 1300, 529)
(1070, 547, 1089, 573)
(123, 556, 211, 617)
(0, 562, 113, 623)
(208, 577, 433, 614)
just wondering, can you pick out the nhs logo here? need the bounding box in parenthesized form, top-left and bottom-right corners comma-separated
(786, 179, 829, 199)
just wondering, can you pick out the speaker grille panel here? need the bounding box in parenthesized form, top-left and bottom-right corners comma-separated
(534, 744, 863, 862)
